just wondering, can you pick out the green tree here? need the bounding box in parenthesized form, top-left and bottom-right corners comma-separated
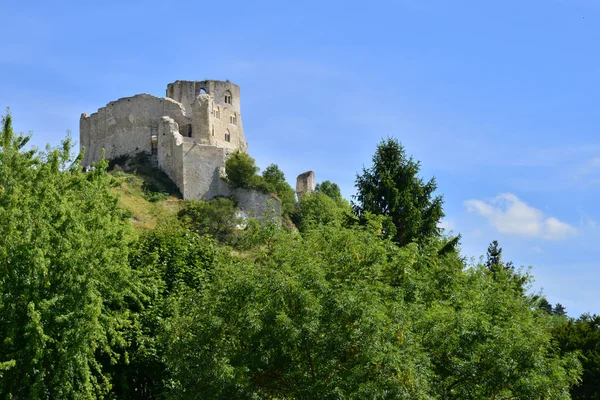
(485, 240, 503, 272)
(315, 180, 343, 204)
(0, 112, 142, 398)
(292, 191, 352, 233)
(553, 303, 567, 317)
(225, 151, 260, 189)
(262, 164, 297, 215)
(110, 223, 219, 399)
(353, 137, 444, 246)
(540, 298, 554, 315)
(178, 197, 243, 242)
(552, 313, 600, 399)
(162, 224, 433, 399)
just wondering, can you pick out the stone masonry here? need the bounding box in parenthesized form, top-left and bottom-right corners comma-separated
(80, 80, 280, 217)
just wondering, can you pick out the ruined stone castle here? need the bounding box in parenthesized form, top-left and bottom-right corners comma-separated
(80, 79, 314, 217)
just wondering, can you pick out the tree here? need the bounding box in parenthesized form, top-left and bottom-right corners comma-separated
(315, 180, 343, 204)
(485, 240, 503, 272)
(162, 224, 434, 398)
(353, 137, 444, 246)
(0, 112, 142, 398)
(553, 303, 567, 317)
(261, 164, 296, 215)
(552, 313, 600, 399)
(539, 298, 554, 315)
(225, 151, 259, 189)
(178, 197, 243, 242)
(292, 192, 352, 233)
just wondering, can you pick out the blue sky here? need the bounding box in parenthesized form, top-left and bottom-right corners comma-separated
(1, 0, 599, 316)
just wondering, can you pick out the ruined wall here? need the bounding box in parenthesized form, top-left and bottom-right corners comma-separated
(191, 95, 213, 145)
(179, 143, 231, 200)
(166, 80, 248, 153)
(80, 94, 189, 166)
(232, 188, 281, 221)
(296, 171, 315, 200)
(157, 116, 184, 191)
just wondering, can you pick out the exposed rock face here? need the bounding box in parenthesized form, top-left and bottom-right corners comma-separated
(296, 171, 315, 200)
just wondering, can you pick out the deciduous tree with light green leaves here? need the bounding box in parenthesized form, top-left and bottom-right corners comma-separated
(0, 111, 142, 399)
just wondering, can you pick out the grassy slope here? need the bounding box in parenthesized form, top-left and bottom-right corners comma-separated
(108, 154, 184, 229)
(111, 172, 182, 229)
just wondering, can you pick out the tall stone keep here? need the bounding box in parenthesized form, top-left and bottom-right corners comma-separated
(296, 171, 315, 200)
(80, 80, 249, 200)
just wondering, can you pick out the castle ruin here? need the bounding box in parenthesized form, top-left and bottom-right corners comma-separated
(80, 80, 250, 201)
(80, 79, 316, 217)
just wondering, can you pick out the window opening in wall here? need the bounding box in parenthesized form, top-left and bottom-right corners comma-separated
(230, 113, 238, 126)
(151, 133, 158, 155)
(215, 106, 220, 119)
(212, 125, 215, 136)
(199, 88, 207, 95)
(187, 124, 193, 137)
(224, 91, 232, 105)
(225, 129, 231, 142)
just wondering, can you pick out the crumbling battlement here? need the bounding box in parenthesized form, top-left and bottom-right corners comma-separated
(80, 80, 248, 203)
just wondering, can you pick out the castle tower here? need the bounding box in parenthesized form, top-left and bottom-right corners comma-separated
(166, 80, 248, 153)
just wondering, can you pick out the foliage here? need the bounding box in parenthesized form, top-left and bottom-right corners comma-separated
(107, 223, 219, 398)
(161, 222, 582, 398)
(225, 151, 260, 189)
(162, 225, 433, 399)
(0, 111, 142, 398)
(178, 197, 243, 242)
(353, 137, 444, 246)
(412, 256, 581, 399)
(315, 180, 343, 204)
(292, 191, 353, 233)
(552, 314, 600, 400)
(262, 164, 297, 215)
(485, 240, 527, 291)
(0, 111, 586, 399)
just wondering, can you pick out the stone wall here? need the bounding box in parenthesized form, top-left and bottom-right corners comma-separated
(80, 94, 189, 166)
(296, 171, 315, 200)
(232, 188, 281, 222)
(157, 116, 185, 191)
(166, 80, 248, 153)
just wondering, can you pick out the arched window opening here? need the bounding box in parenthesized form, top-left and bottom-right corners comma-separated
(151, 133, 158, 155)
(199, 88, 207, 95)
(225, 129, 231, 143)
(224, 91, 232, 105)
(229, 113, 237, 126)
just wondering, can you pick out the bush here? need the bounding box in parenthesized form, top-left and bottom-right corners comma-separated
(225, 151, 259, 189)
(178, 197, 243, 241)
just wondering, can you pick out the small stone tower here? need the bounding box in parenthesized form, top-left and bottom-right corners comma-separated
(296, 171, 315, 200)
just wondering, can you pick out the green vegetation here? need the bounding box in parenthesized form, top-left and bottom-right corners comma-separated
(225, 152, 297, 215)
(1, 111, 598, 399)
(354, 137, 445, 246)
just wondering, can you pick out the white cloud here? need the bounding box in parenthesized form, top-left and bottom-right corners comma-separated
(464, 193, 576, 240)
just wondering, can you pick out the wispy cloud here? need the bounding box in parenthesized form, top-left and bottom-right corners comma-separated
(465, 193, 576, 240)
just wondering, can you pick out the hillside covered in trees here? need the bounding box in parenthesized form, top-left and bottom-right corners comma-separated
(1, 111, 599, 399)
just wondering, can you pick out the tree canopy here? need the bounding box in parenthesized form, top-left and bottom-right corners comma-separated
(353, 137, 445, 246)
(0, 111, 592, 398)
